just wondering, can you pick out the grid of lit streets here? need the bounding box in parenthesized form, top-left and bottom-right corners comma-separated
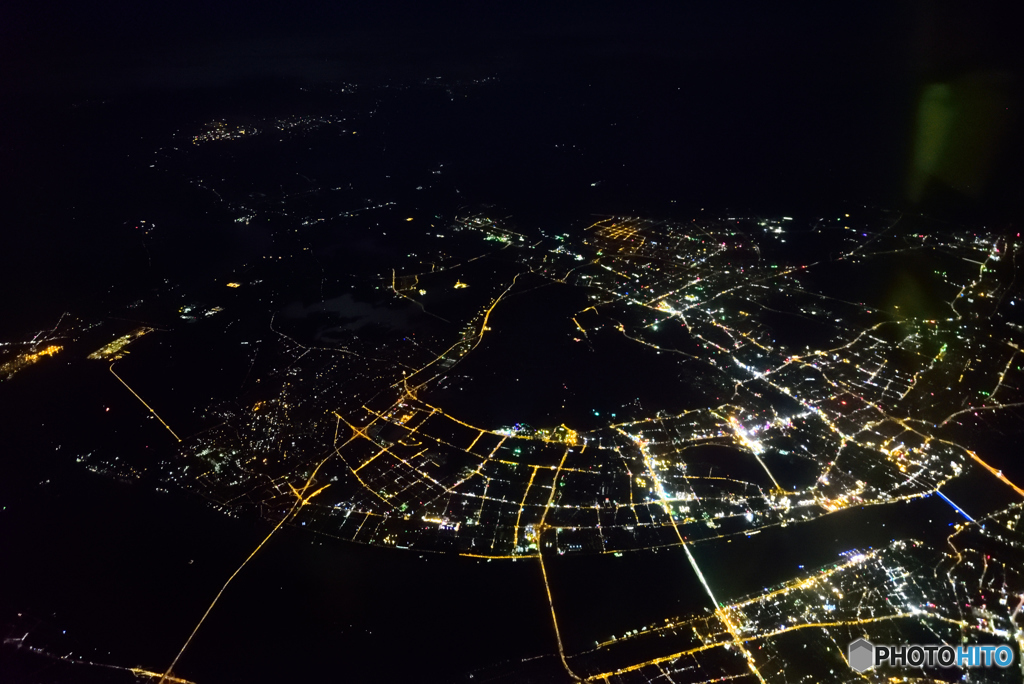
(12, 201, 1024, 682)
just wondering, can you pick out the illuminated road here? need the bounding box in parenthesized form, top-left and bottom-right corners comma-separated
(108, 362, 182, 442)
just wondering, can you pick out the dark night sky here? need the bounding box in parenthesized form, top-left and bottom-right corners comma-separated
(3, 3, 917, 89)
(1, 1, 1020, 219)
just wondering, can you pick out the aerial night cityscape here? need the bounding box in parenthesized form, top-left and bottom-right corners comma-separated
(1, 2, 1022, 683)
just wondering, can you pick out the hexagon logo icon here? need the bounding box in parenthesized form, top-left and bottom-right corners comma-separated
(848, 638, 875, 673)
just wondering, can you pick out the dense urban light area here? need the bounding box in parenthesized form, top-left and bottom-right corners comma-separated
(8, 175, 1021, 680)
